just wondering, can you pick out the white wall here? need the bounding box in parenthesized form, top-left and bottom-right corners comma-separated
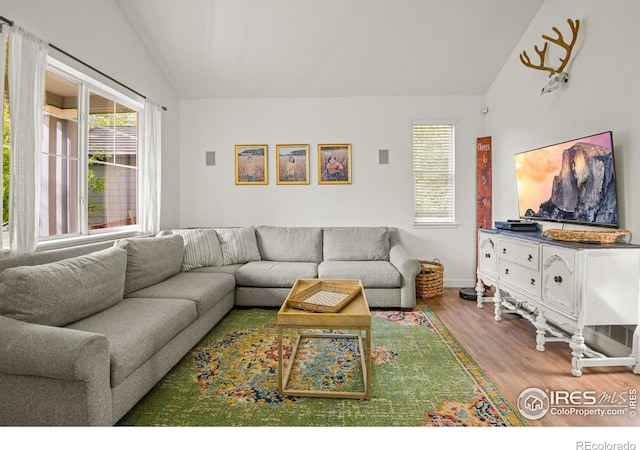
(0, 0, 181, 229)
(486, 0, 640, 236)
(180, 96, 485, 286)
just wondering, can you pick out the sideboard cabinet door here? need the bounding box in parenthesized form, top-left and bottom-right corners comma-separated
(541, 245, 577, 318)
(478, 232, 497, 278)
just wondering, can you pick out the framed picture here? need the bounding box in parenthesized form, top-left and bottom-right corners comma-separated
(235, 144, 268, 185)
(276, 144, 310, 185)
(318, 143, 351, 184)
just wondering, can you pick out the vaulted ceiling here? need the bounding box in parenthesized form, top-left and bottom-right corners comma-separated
(117, 0, 543, 99)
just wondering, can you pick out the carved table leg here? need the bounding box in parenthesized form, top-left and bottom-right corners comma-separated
(535, 310, 547, 352)
(475, 279, 485, 309)
(493, 288, 502, 322)
(570, 329, 586, 377)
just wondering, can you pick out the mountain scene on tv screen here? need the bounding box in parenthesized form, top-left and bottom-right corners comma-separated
(524, 142, 618, 224)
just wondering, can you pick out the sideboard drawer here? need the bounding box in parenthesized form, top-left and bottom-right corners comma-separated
(500, 238, 539, 270)
(500, 260, 541, 296)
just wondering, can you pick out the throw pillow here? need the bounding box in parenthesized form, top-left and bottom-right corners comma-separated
(323, 227, 390, 261)
(115, 234, 184, 295)
(215, 227, 261, 265)
(256, 226, 323, 263)
(0, 247, 127, 327)
(172, 228, 224, 271)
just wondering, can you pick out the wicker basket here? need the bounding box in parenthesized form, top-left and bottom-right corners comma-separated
(542, 228, 632, 244)
(416, 259, 444, 299)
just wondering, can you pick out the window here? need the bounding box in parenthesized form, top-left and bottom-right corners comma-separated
(1, 31, 156, 253)
(412, 122, 456, 226)
(38, 58, 142, 243)
(86, 92, 138, 231)
(41, 70, 80, 237)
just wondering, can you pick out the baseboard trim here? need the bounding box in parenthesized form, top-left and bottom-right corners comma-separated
(444, 279, 475, 288)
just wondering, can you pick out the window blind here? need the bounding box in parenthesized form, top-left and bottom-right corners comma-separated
(413, 123, 455, 225)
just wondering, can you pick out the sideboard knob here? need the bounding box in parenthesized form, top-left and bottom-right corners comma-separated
(554, 276, 563, 284)
(528, 254, 533, 262)
(531, 278, 536, 286)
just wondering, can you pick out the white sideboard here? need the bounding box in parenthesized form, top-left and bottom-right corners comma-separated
(476, 228, 640, 376)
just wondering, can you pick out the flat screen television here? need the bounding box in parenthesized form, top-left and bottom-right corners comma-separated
(514, 131, 619, 228)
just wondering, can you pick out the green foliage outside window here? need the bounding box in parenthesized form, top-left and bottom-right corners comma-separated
(87, 151, 106, 213)
(89, 112, 136, 128)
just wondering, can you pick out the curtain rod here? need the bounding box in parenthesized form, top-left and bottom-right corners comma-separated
(0, 15, 13, 27)
(49, 44, 167, 111)
(0, 14, 167, 111)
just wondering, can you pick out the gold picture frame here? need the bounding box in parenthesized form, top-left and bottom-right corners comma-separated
(235, 144, 268, 185)
(276, 144, 310, 185)
(318, 143, 351, 184)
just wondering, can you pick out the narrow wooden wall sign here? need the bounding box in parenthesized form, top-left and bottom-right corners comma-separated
(460, 136, 492, 300)
(475, 136, 492, 294)
(476, 137, 492, 230)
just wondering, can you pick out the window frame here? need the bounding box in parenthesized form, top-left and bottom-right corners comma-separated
(412, 120, 457, 228)
(36, 55, 145, 250)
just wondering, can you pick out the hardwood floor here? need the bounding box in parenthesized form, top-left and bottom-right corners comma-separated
(424, 288, 639, 428)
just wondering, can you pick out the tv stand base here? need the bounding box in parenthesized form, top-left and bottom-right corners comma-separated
(476, 229, 640, 377)
(477, 288, 640, 376)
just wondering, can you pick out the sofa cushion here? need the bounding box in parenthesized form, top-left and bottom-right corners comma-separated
(66, 297, 197, 387)
(190, 264, 244, 277)
(215, 227, 261, 265)
(235, 261, 318, 288)
(256, 226, 323, 262)
(172, 228, 224, 271)
(318, 261, 401, 288)
(0, 241, 113, 274)
(0, 247, 127, 326)
(323, 227, 390, 261)
(126, 272, 236, 316)
(115, 234, 184, 295)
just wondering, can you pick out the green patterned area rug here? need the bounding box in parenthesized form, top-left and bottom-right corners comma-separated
(117, 305, 527, 427)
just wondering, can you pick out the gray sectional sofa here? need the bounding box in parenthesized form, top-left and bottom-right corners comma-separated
(0, 226, 420, 426)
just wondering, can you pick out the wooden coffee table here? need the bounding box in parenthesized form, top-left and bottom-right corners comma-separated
(277, 278, 372, 399)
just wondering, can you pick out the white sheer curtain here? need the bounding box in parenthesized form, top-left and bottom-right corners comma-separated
(8, 26, 47, 255)
(0, 29, 6, 247)
(140, 99, 162, 235)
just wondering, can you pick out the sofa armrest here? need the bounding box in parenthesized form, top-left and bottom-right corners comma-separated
(0, 314, 112, 425)
(0, 314, 109, 380)
(388, 228, 422, 309)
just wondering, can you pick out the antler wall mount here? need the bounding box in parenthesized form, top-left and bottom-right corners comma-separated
(519, 18, 581, 94)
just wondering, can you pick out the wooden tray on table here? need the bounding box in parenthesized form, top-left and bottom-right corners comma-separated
(286, 280, 361, 313)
